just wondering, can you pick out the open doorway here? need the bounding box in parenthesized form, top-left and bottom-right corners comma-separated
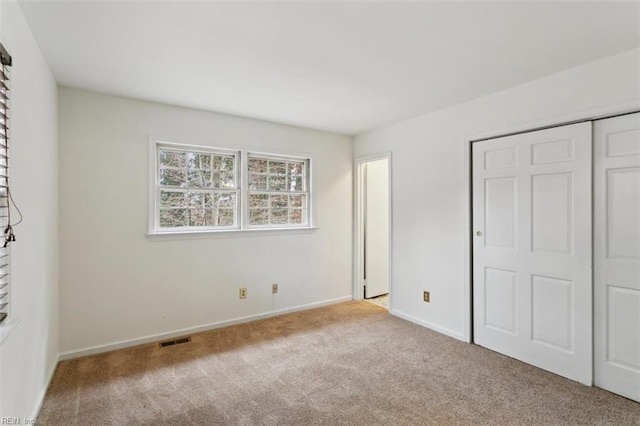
(354, 154, 391, 310)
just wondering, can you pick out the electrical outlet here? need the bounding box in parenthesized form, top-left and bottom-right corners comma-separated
(272, 283, 278, 294)
(239, 287, 247, 299)
(423, 291, 430, 303)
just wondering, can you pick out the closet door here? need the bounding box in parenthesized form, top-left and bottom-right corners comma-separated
(472, 122, 592, 384)
(594, 113, 640, 402)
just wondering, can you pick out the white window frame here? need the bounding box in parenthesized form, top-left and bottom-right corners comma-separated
(150, 141, 241, 234)
(244, 152, 312, 230)
(148, 140, 315, 236)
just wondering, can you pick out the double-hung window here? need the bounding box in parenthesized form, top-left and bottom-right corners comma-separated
(247, 154, 309, 227)
(151, 142, 312, 234)
(156, 143, 239, 231)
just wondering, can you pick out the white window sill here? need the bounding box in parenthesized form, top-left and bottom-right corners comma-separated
(146, 226, 319, 241)
(0, 318, 20, 345)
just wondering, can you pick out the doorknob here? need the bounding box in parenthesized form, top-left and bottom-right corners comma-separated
(476, 231, 482, 236)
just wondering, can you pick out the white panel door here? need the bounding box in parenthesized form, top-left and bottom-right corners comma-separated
(473, 122, 592, 384)
(364, 159, 389, 299)
(594, 113, 640, 402)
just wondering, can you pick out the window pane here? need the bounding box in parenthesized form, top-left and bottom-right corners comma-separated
(270, 208, 288, 224)
(289, 209, 305, 224)
(248, 173, 267, 190)
(249, 208, 269, 225)
(220, 171, 235, 189)
(160, 168, 186, 187)
(248, 158, 267, 173)
(289, 194, 306, 208)
(185, 152, 197, 169)
(204, 193, 214, 208)
(246, 155, 310, 228)
(269, 160, 286, 175)
(200, 154, 213, 169)
(289, 176, 303, 191)
(186, 152, 211, 170)
(187, 170, 212, 188)
(189, 192, 205, 208)
(220, 156, 234, 171)
(270, 194, 288, 208)
(160, 209, 188, 227)
(288, 161, 304, 177)
(189, 208, 209, 226)
(217, 209, 235, 226)
(160, 190, 188, 208)
(213, 155, 235, 171)
(157, 145, 239, 231)
(269, 175, 286, 191)
(217, 192, 236, 208)
(249, 194, 268, 208)
(160, 150, 186, 168)
(212, 172, 220, 188)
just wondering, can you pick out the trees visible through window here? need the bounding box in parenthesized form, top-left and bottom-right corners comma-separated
(247, 156, 308, 226)
(152, 142, 311, 233)
(157, 145, 239, 230)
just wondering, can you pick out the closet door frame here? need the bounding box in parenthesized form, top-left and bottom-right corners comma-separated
(461, 105, 640, 345)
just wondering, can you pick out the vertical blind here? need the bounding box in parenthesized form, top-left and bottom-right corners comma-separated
(0, 43, 11, 324)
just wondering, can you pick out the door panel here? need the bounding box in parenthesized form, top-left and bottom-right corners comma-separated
(531, 275, 573, 352)
(594, 113, 640, 402)
(364, 159, 389, 299)
(473, 122, 592, 385)
(485, 177, 517, 248)
(531, 173, 573, 254)
(607, 168, 640, 259)
(484, 267, 517, 334)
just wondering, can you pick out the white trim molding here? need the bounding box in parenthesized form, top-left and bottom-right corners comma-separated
(390, 309, 466, 342)
(30, 354, 60, 422)
(353, 152, 393, 306)
(59, 296, 352, 361)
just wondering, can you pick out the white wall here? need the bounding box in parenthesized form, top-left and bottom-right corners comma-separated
(58, 88, 352, 355)
(354, 48, 640, 341)
(0, 2, 59, 420)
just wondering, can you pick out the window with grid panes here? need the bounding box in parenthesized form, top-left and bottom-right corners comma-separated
(247, 155, 309, 227)
(156, 144, 239, 231)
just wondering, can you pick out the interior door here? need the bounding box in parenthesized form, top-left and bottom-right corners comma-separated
(594, 113, 640, 402)
(472, 122, 592, 384)
(364, 159, 389, 299)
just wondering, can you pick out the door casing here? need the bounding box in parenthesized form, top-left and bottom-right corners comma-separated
(353, 153, 393, 304)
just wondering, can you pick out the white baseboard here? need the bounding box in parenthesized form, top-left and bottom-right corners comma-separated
(59, 295, 353, 361)
(30, 353, 60, 421)
(389, 309, 466, 342)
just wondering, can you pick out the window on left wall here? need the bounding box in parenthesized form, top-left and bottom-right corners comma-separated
(0, 43, 12, 324)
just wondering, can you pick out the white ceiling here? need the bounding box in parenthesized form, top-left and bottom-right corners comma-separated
(18, 1, 640, 135)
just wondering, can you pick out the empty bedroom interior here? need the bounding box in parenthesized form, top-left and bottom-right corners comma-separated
(0, 1, 639, 424)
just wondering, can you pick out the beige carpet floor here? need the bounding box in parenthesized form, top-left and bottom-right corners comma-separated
(39, 301, 640, 425)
